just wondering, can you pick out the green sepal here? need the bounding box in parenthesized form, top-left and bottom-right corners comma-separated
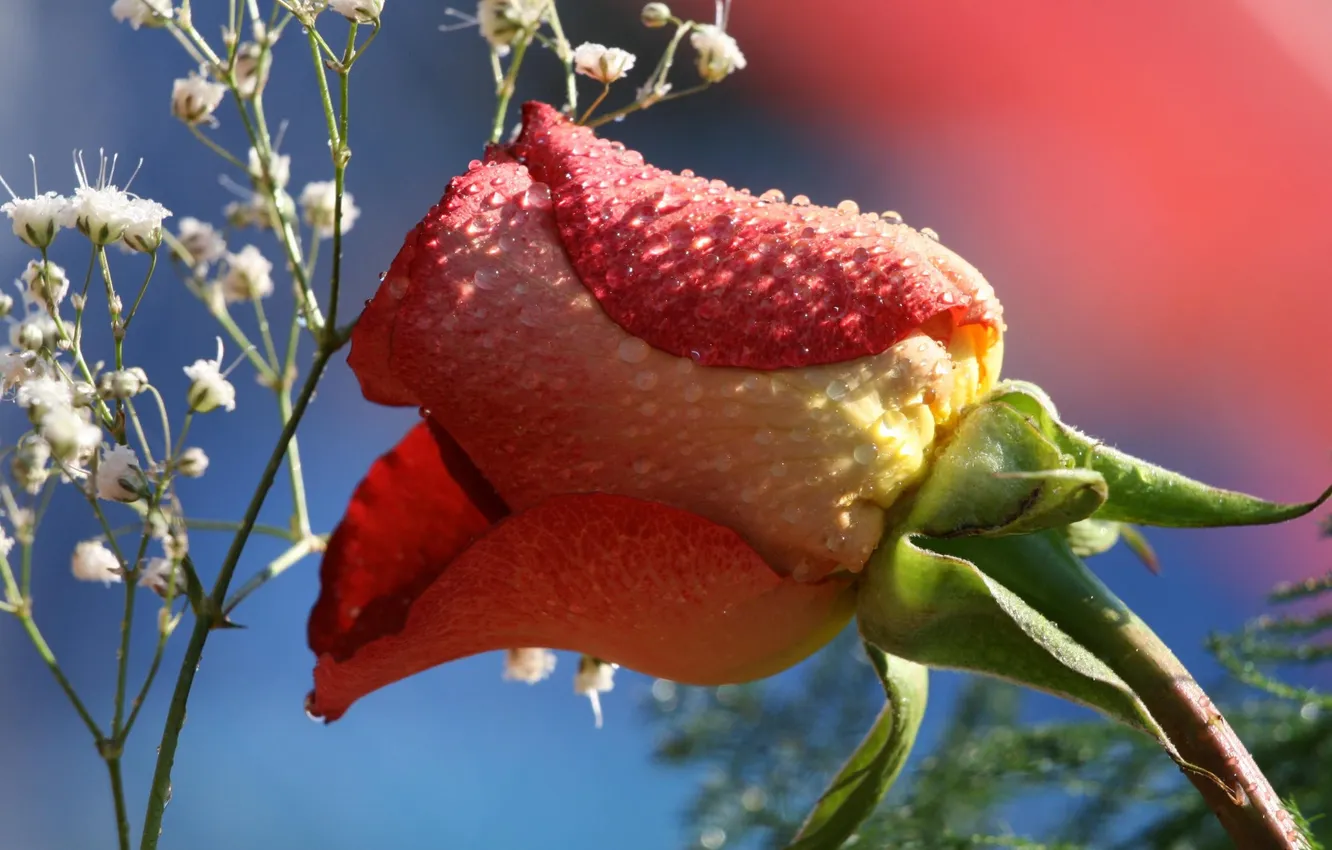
(858, 535, 1162, 739)
(1064, 519, 1160, 573)
(989, 382, 1331, 528)
(785, 646, 927, 850)
(904, 401, 1107, 538)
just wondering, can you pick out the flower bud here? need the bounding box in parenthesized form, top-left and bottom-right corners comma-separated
(477, 0, 545, 55)
(329, 0, 383, 23)
(16, 318, 49, 352)
(98, 368, 148, 399)
(21, 259, 69, 308)
(175, 446, 209, 478)
(171, 71, 227, 126)
(11, 434, 51, 495)
(641, 2, 671, 27)
(71, 381, 98, 408)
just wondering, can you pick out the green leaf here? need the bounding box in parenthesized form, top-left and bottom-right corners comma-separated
(786, 646, 928, 850)
(905, 402, 1107, 538)
(989, 383, 1331, 528)
(858, 536, 1162, 738)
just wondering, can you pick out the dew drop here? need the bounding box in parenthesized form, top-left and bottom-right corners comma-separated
(633, 370, 659, 391)
(836, 199, 861, 215)
(853, 443, 879, 465)
(824, 379, 849, 401)
(791, 194, 811, 206)
(759, 189, 785, 203)
(473, 266, 501, 289)
(632, 458, 654, 474)
(617, 337, 650, 363)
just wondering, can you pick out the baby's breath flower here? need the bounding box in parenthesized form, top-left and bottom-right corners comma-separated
(175, 446, 209, 478)
(233, 42, 270, 99)
(183, 337, 237, 413)
(40, 406, 101, 464)
(137, 557, 178, 595)
(0, 349, 34, 392)
(298, 181, 361, 238)
(171, 71, 227, 126)
(226, 190, 296, 232)
(72, 540, 122, 585)
(689, 24, 746, 83)
(641, 2, 671, 27)
(122, 197, 172, 253)
(21, 260, 69, 309)
(476, 0, 546, 56)
(0, 189, 69, 249)
(174, 217, 226, 268)
(220, 245, 274, 302)
(95, 443, 145, 502)
(503, 648, 557, 684)
(0, 526, 14, 560)
(574, 655, 617, 728)
(247, 148, 290, 191)
(16, 375, 73, 420)
(11, 313, 57, 352)
(110, 0, 172, 30)
(11, 434, 51, 494)
(573, 44, 637, 84)
(97, 367, 147, 400)
(0, 293, 13, 318)
(329, 0, 384, 23)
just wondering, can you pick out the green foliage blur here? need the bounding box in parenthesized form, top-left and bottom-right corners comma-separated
(646, 531, 1332, 850)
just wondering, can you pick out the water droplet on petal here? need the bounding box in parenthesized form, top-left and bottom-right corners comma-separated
(617, 337, 650, 363)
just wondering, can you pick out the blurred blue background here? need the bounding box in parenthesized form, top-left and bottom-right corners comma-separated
(1, 1, 1329, 848)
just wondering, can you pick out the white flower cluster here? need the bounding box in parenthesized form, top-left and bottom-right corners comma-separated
(690, 24, 746, 83)
(503, 647, 557, 683)
(298, 181, 361, 238)
(0, 154, 171, 252)
(476, 0, 547, 55)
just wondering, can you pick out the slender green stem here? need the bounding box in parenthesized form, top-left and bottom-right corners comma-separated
(107, 758, 131, 850)
(98, 247, 124, 371)
(140, 347, 336, 850)
(252, 296, 281, 372)
(124, 399, 157, 470)
(223, 534, 324, 615)
(122, 625, 169, 738)
(15, 609, 105, 740)
(490, 30, 537, 143)
(123, 250, 158, 330)
(183, 518, 296, 541)
(304, 28, 341, 150)
(277, 391, 311, 537)
(187, 125, 246, 170)
(543, 3, 576, 113)
(578, 85, 610, 125)
(324, 23, 356, 334)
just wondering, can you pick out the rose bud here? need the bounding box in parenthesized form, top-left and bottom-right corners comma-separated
(307, 102, 1004, 722)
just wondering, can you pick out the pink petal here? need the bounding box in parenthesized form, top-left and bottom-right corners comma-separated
(309, 491, 856, 722)
(509, 102, 1003, 369)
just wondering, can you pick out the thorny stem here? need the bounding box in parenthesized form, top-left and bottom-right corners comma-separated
(139, 346, 337, 850)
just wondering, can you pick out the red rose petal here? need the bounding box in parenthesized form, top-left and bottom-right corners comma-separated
(308, 492, 856, 722)
(308, 420, 508, 664)
(510, 101, 1003, 370)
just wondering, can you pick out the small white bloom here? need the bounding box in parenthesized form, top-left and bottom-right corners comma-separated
(573, 655, 617, 728)
(171, 71, 227, 126)
(329, 0, 384, 23)
(16, 374, 73, 419)
(689, 25, 746, 83)
(137, 557, 178, 595)
(0, 292, 13, 318)
(72, 540, 123, 585)
(175, 446, 209, 478)
(111, 0, 172, 30)
(503, 648, 557, 684)
(476, 0, 545, 55)
(175, 217, 226, 268)
(233, 42, 269, 99)
(573, 43, 637, 84)
(298, 181, 361, 238)
(1, 192, 69, 249)
(95, 444, 144, 502)
(0, 348, 36, 392)
(39, 406, 101, 463)
(122, 197, 172, 253)
(68, 184, 137, 245)
(12, 434, 51, 494)
(225, 189, 295, 232)
(183, 337, 237, 413)
(247, 148, 290, 190)
(21, 259, 69, 310)
(97, 367, 147, 399)
(0, 527, 13, 559)
(220, 245, 274, 302)
(11, 313, 58, 352)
